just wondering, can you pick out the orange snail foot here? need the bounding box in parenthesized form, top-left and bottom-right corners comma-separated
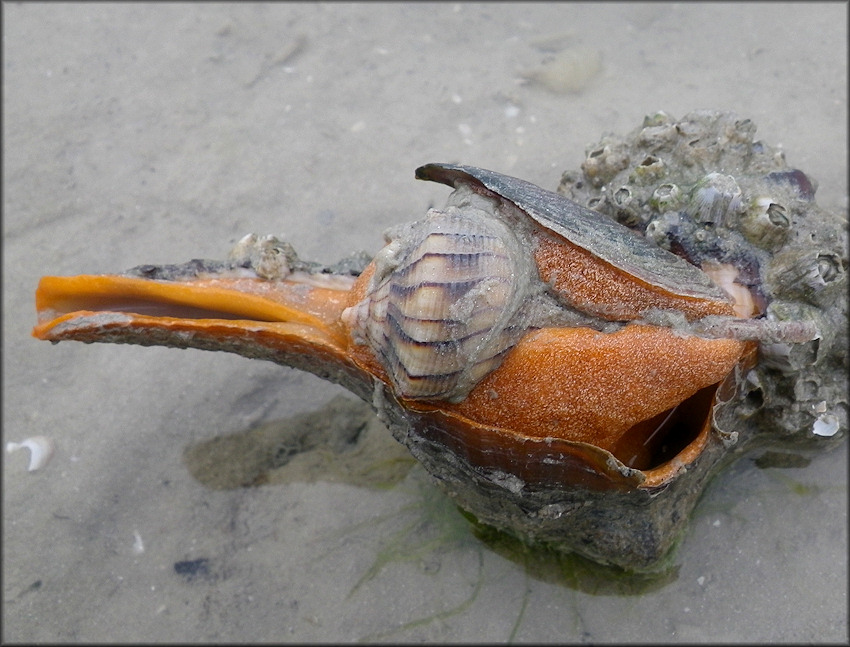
(420, 324, 747, 471)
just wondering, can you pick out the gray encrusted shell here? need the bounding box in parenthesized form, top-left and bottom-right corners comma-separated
(558, 110, 848, 447)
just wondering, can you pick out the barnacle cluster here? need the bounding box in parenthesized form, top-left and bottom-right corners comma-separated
(558, 110, 848, 449)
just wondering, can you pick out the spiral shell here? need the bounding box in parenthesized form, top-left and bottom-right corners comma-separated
(342, 188, 537, 402)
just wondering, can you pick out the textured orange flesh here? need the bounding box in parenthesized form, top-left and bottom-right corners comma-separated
(533, 233, 737, 321)
(435, 325, 745, 466)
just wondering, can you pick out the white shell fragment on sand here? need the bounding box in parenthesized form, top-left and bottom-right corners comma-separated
(6, 435, 56, 471)
(132, 530, 145, 555)
(813, 414, 840, 437)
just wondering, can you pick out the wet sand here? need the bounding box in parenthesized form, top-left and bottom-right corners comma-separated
(4, 3, 847, 641)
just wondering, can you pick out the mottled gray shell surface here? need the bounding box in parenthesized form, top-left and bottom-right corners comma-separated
(557, 110, 848, 448)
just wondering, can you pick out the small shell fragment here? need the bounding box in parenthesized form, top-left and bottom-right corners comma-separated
(132, 530, 145, 554)
(813, 414, 840, 437)
(6, 436, 56, 472)
(521, 47, 602, 94)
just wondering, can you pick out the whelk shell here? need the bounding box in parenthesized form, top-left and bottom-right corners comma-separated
(31, 111, 846, 571)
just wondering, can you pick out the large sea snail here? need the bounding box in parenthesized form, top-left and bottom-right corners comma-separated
(343, 164, 753, 405)
(32, 158, 842, 571)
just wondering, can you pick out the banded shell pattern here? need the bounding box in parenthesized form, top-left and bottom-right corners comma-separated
(342, 187, 539, 402)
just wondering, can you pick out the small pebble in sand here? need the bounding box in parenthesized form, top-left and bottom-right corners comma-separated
(132, 530, 145, 555)
(521, 47, 602, 94)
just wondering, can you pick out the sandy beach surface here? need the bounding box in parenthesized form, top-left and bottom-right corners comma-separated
(4, 3, 846, 642)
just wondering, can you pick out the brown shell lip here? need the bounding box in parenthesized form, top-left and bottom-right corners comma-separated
(33, 271, 731, 491)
